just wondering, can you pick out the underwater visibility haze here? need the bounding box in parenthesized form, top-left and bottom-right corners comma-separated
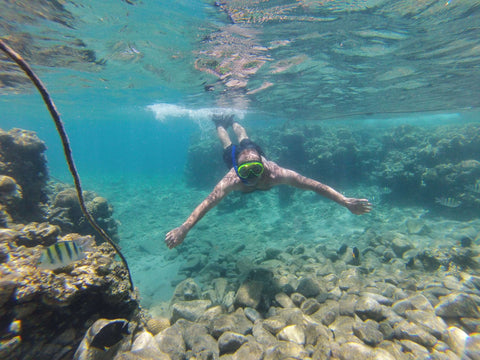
(1, 0, 480, 359)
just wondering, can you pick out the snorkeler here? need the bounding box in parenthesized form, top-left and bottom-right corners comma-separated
(165, 115, 372, 249)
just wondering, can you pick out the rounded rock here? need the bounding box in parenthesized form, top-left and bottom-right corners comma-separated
(336, 342, 374, 360)
(146, 317, 170, 336)
(275, 292, 295, 308)
(435, 293, 480, 319)
(218, 331, 247, 354)
(170, 300, 212, 323)
(296, 277, 322, 298)
(277, 325, 305, 345)
(234, 280, 264, 309)
(354, 296, 385, 322)
(445, 326, 468, 356)
(464, 333, 480, 360)
(352, 320, 384, 346)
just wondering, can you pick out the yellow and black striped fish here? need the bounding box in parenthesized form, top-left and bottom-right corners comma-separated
(435, 197, 461, 208)
(465, 181, 480, 194)
(39, 241, 85, 269)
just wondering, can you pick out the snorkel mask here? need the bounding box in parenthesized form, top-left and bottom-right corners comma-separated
(237, 161, 264, 179)
(232, 145, 264, 184)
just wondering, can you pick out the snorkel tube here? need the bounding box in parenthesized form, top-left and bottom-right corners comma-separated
(232, 145, 249, 184)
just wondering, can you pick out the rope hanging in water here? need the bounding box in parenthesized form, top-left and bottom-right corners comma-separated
(0, 39, 135, 292)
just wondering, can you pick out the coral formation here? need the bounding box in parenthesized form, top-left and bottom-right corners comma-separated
(47, 184, 120, 243)
(0, 229, 140, 360)
(0, 127, 119, 242)
(0, 127, 138, 360)
(0, 128, 48, 220)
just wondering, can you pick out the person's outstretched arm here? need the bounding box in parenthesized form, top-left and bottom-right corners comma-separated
(274, 166, 372, 215)
(165, 172, 238, 248)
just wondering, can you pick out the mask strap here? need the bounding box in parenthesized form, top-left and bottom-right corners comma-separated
(232, 145, 248, 184)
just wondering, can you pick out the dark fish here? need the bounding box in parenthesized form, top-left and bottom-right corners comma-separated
(352, 246, 360, 260)
(38, 241, 85, 269)
(90, 320, 131, 351)
(350, 246, 360, 266)
(435, 197, 461, 208)
(460, 237, 472, 248)
(337, 244, 348, 255)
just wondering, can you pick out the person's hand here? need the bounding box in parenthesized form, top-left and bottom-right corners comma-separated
(345, 198, 372, 215)
(165, 226, 187, 249)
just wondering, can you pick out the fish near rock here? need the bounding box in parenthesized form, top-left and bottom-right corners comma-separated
(38, 240, 87, 270)
(74, 318, 134, 360)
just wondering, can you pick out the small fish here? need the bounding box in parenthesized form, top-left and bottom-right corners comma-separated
(464, 181, 480, 193)
(435, 197, 462, 208)
(337, 244, 348, 255)
(352, 246, 360, 260)
(38, 241, 85, 269)
(90, 320, 131, 351)
(351, 246, 360, 265)
(460, 237, 472, 248)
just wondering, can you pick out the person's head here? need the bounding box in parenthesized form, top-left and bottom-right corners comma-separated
(236, 148, 264, 186)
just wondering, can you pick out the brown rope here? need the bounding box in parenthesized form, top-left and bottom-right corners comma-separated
(0, 38, 134, 292)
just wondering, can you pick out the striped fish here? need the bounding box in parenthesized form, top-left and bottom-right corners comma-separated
(465, 181, 480, 193)
(39, 241, 85, 269)
(435, 197, 462, 208)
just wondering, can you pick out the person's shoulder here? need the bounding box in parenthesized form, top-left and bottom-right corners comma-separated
(264, 159, 283, 173)
(218, 169, 242, 188)
(263, 160, 289, 182)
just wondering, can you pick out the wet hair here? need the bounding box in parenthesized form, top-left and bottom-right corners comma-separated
(222, 139, 265, 169)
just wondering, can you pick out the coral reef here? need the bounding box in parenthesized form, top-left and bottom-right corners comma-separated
(0, 128, 48, 221)
(0, 127, 138, 359)
(0, 127, 119, 242)
(47, 183, 120, 243)
(0, 229, 140, 360)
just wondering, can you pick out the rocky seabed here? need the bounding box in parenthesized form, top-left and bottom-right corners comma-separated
(76, 261, 480, 360)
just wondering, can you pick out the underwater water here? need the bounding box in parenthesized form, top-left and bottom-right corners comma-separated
(1, 0, 480, 301)
(1, 1, 480, 358)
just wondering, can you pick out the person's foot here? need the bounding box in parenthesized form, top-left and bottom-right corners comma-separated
(212, 114, 234, 128)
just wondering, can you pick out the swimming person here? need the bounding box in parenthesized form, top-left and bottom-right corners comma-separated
(165, 115, 372, 249)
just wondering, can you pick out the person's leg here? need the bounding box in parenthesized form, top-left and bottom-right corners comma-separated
(216, 123, 235, 169)
(216, 125, 232, 149)
(232, 121, 249, 143)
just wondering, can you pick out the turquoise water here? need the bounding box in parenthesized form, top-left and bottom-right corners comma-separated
(1, 0, 480, 306)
